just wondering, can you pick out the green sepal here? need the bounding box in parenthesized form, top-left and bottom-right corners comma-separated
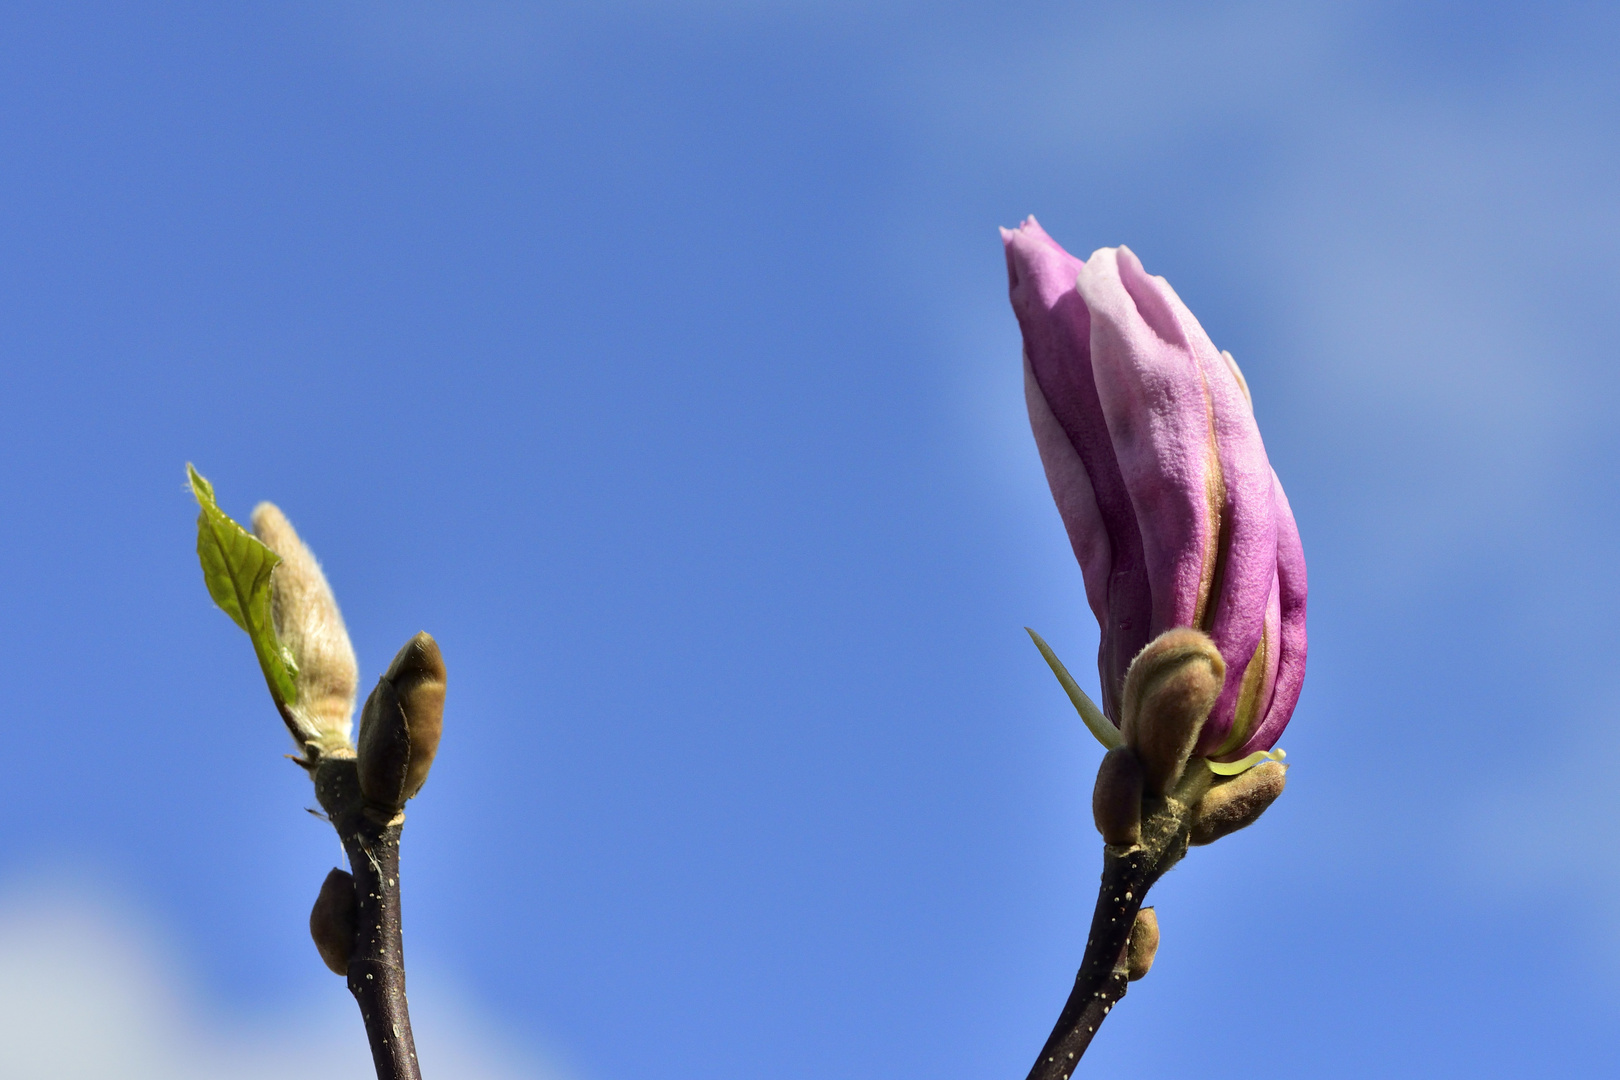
(188, 464, 300, 708)
(1025, 627, 1123, 751)
(1206, 748, 1286, 776)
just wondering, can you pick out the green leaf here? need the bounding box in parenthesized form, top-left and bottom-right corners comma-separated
(189, 464, 300, 707)
(1025, 627, 1123, 751)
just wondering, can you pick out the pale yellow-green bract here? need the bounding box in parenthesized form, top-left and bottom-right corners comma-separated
(188, 464, 300, 708)
(1025, 627, 1123, 751)
(1206, 748, 1286, 775)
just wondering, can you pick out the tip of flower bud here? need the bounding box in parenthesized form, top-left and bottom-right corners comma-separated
(386, 630, 448, 689)
(1188, 760, 1287, 846)
(1092, 748, 1143, 846)
(1121, 628, 1226, 796)
(309, 868, 356, 976)
(1126, 907, 1159, 981)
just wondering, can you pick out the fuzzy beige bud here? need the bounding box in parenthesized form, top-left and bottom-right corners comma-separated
(252, 503, 358, 754)
(1092, 748, 1144, 846)
(309, 867, 356, 976)
(358, 632, 447, 811)
(1125, 907, 1159, 981)
(1120, 628, 1225, 795)
(1189, 760, 1287, 846)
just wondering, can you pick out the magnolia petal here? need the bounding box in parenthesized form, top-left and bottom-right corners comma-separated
(1005, 220, 1151, 717)
(1122, 253, 1279, 745)
(1025, 355, 1111, 628)
(1204, 564, 1282, 759)
(1080, 247, 1217, 639)
(1234, 472, 1307, 756)
(1222, 350, 1253, 408)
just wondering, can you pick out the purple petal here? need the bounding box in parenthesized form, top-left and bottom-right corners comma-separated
(1135, 255, 1280, 744)
(1082, 246, 1216, 635)
(1025, 355, 1111, 628)
(1203, 567, 1281, 759)
(1005, 219, 1152, 717)
(1236, 472, 1307, 755)
(1087, 248, 1279, 750)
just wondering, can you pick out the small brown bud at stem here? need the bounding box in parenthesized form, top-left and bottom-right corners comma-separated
(1125, 907, 1159, 981)
(309, 867, 356, 976)
(358, 632, 447, 811)
(1092, 748, 1144, 846)
(1189, 760, 1287, 846)
(1120, 628, 1225, 795)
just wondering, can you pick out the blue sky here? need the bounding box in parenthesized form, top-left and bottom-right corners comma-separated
(1, 2, 1617, 1077)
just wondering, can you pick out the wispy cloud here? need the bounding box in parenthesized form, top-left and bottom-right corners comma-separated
(0, 880, 566, 1080)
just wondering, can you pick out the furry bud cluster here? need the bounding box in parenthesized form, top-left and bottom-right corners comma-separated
(1092, 628, 1287, 856)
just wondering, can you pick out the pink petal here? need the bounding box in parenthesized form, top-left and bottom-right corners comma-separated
(1004, 220, 1152, 717)
(1025, 354, 1111, 628)
(1237, 472, 1307, 755)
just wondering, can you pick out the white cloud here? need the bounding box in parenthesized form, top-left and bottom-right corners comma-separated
(0, 881, 566, 1080)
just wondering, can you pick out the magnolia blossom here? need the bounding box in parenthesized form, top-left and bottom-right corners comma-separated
(1003, 217, 1306, 760)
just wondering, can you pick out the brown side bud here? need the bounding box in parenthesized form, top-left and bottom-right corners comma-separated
(309, 867, 356, 976)
(1125, 907, 1159, 981)
(252, 503, 359, 755)
(1092, 748, 1144, 846)
(1119, 628, 1225, 795)
(358, 632, 447, 811)
(1189, 760, 1287, 846)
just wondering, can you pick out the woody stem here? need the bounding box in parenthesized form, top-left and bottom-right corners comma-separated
(1024, 848, 1159, 1080)
(316, 758, 423, 1080)
(1025, 769, 1206, 1079)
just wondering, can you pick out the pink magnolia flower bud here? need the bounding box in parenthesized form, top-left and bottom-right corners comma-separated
(1003, 218, 1306, 760)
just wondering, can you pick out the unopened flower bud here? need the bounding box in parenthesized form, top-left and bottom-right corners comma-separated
(1092, 748, 1143, 846)
(358, 632, 447, 811)
(252, 503, 358, 756)
(1006, 223, 1308, 760)
(1126, 907, 1159, 981)
(309, 867, 356, 976)
(1119, 628, 1225, 795)
(1189, 760, 1287, 846)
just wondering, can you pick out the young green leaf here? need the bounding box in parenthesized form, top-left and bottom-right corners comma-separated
(188, 464, 300, 708)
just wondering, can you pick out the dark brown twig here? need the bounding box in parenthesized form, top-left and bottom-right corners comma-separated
(1025, 766, 1210, 1079)
(316, 756, 423, 1080)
